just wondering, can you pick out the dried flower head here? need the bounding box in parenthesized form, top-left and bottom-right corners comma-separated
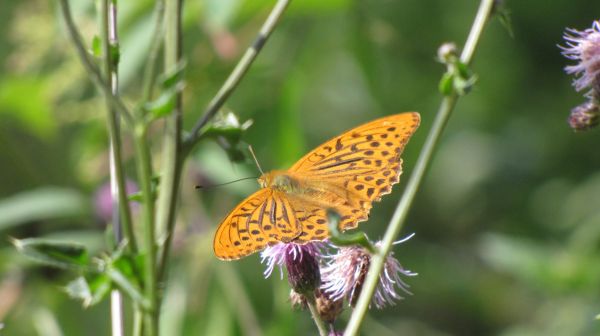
(316, 290, 344, 323)
(321, 239, 416, 309)
(568, 101, 600, 131)
(289, 289, 308, 310)
(562, 20, 600, 95)
(261, 242, 323, 295)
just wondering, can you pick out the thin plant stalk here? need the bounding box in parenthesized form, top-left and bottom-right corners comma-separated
(184, 0, 293, 148)
(133, 123, 158, 335)
(306, 295, 327, 336)
(100, 0, 137, 255)
(343, 0, 497, 335)
(156, 0, 183, 284)
(141, 0, 166, 105)
(99, 0, 131, 334)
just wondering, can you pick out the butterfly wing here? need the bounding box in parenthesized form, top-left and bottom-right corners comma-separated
(214, 188, 303, 260)
(288, 112, 420, 231)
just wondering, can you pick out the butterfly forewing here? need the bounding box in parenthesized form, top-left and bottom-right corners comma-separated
(288, 112, 420, 230)
(214, 189, 302, 260)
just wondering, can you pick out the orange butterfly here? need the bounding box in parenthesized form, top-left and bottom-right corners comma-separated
(214, 112, 420, 260)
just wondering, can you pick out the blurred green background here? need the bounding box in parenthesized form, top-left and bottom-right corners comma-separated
(2, 0, 600, 335)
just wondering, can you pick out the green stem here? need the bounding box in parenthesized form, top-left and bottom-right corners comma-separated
(100, 0, 137, 256)
(343, 0, 496, 335)
(99, 0, 134, 335)
(306, 295, 327, 336)
(58, 0, 134, 126)
(133, 310, 143, 336)
(183, 0, 293, 149)
(156, 0, 183, 285)
(141, 0, 166, 105)
(133, 123, 158, 336)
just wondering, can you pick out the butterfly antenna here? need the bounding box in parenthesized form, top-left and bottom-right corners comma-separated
(248, 145, 265, 175)
(195, 176, 258, 189)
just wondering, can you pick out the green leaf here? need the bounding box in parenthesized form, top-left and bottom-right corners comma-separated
(438, 72, 454, 96)
(91, 36, 102, 57)
(143, 83, 185, 120)
(64, 274, 111, 307)
(326, 209, 375, 253)
(143, 90, 176, 118)
(203, 111, 253, 163)
(104, 257, 149, 309)
(161, 60, 187, 89)
(0, 187, 89, 232)
(11, 238, 90, 270)
(109, 42, 121, 67)
(454, 74, 478, 96)
(127, 176, 158, 202)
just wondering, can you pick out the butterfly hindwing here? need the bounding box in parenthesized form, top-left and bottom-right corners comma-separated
(214, 189, 302, 260)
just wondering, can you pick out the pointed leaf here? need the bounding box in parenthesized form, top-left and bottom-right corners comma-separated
(64, 274, 112, 308)
(160, 60, 187, 89)
(12, 238, 90, 270)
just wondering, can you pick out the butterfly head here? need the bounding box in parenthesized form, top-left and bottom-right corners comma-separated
(258, 170, 299, 193)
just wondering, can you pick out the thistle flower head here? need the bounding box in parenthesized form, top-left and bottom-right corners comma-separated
(320, 239, 416, 309)
(561, 20, 600, 95)
(261, 242, 324, 295)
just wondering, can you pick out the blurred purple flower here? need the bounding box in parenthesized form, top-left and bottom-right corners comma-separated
(93, 180, 139, 222)
(261, 242, 324, 295)
(320, 239, 416, 309)
(562, 20, 600, 94)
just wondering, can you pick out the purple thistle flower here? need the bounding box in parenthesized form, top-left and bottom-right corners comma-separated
(561, 19, 600, 131)
(320, 238, 416, 309)
(561, 20, 600, 94)
(260, 242, 324, 295)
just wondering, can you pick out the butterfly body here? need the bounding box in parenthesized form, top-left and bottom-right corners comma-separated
(214, 112, 421, 260)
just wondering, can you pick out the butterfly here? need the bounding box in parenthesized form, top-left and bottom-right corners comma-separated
(214, 112, 420, 260)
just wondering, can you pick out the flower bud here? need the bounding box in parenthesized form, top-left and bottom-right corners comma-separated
(437, 42, 458, 63)
(568, 101, 600, 131)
